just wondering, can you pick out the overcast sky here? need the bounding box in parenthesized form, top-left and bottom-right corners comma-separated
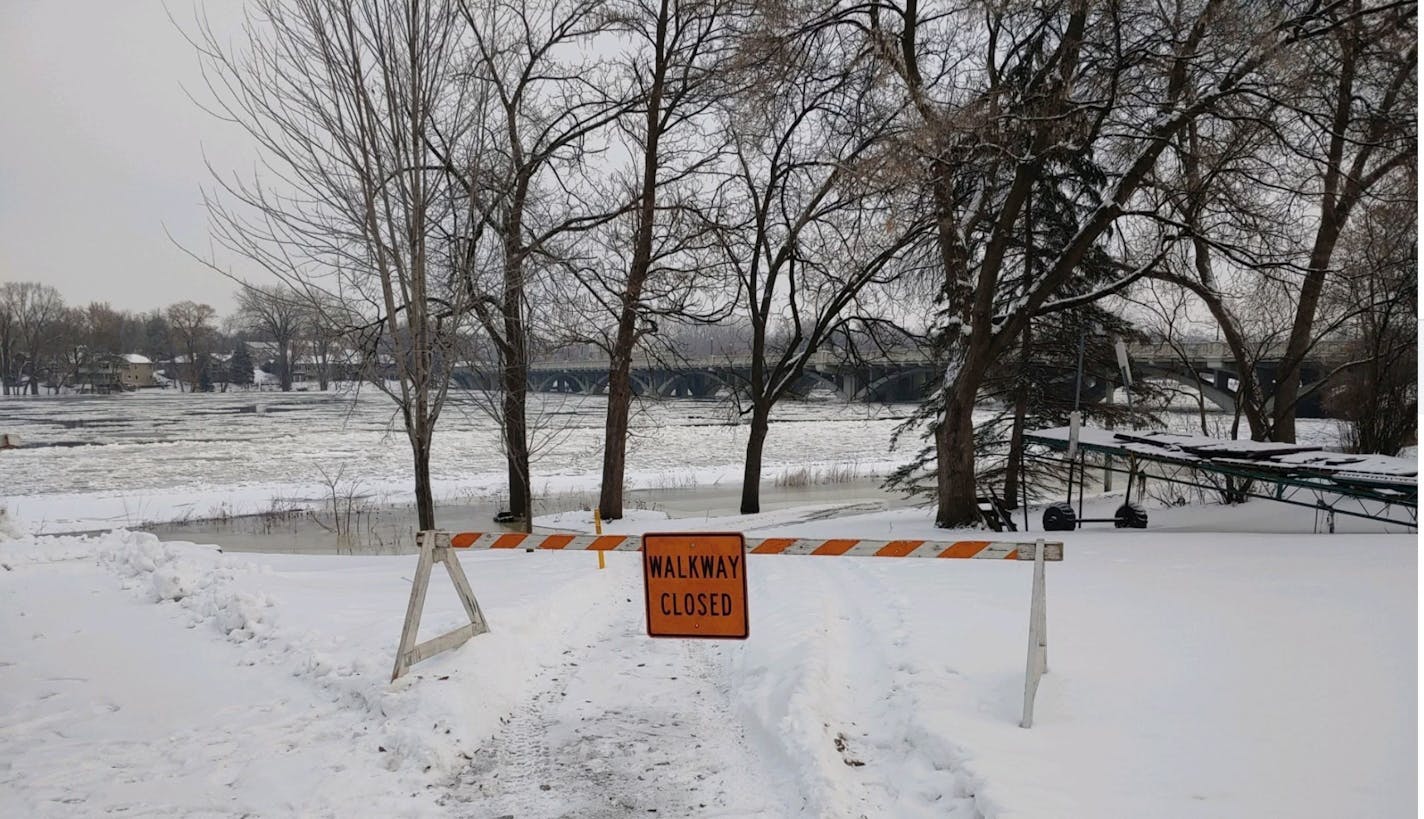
(1, 1, 263, 315)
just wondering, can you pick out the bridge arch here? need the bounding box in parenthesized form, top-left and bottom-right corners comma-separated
(790, 369, 855, 402)
(655, 370, 733, 399)
(1135, 364, 1238, 413)
(532, 373, 592, 394)
(585, 373, 655, 397)
(858, 366, 936, 403)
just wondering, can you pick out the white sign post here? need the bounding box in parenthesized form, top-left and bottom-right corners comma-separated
(1114, 339, 1133, 388)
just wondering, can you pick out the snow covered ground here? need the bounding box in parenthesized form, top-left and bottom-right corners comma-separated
(1, 392, 1414, 816)
(2, 496, 1415, 817)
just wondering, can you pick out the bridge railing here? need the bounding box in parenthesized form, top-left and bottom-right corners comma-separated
(477, 338, 1353, 375)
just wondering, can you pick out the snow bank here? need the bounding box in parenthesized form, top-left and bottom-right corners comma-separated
(96, 533, 268, 636)
(0, 507, 23, 540)
(1, 527, 643, 788)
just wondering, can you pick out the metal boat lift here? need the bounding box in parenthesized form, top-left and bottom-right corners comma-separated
(1025, 426, 1417, 531)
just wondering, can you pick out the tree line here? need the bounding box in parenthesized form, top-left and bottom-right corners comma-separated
(159, 0, 1415, 531)
(0, 282, 350, 394)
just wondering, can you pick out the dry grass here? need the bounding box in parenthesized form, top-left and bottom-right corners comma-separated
(772, 461, 861, 488)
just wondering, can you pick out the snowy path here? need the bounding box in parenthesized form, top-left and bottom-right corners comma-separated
(726, 555, 982, 817)
(437, 549, 987, 818)
(442, 563, 798, 817)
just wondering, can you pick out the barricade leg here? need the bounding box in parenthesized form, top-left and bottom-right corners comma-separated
(392, 531, 436, 681)
(441, 545, 489, 634)
(392, 530, 490, 681)
(1021, 538, 1049, 728)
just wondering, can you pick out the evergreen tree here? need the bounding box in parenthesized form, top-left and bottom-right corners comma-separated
(197, 353, 215, 393)
(886, 151, 1162, 516)
(228, 344, 255, 388)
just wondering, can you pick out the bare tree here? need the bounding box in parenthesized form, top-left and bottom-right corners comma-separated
(584, 0, 738, 520)
(1147, 1, 1416, 443)
(236, 285, 305, 391)
(1146, 102, 1286, 441)
(1323, 190, 1417, 454)
(712, 20, 925, 514)
(188, 0, 473, 528)
(301, 292, 352, 390)
(5, 282, 65, 395)
(808, 1, 1398, 527)
(84, 302, 138, 359)
(166, 301, 218, 392)
(0, 283, 16, 396)
(53, 307, 93, 391)
(1267, 2, 1416, 442)
(444, 0, 630, 528)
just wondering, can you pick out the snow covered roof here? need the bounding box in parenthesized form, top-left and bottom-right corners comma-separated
(121, 354, 152, 365)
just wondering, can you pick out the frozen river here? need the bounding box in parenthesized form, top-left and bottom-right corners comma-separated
(0, 387, 1348, 537)
(0, 389, 915, 525)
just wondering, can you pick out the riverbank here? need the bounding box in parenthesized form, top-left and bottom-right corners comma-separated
(1, 497, 1414, 817)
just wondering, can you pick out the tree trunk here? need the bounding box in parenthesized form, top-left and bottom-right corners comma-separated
(502, 361, 532, 532)
(935, 374, 981, 528)
(1272, 22, 1360, 444)
(499, 171, 533, 533)
(929, 167, 983, 529)
(739, 407, 770, 515)
(1271, 222, 1341, 442)
(1003, 374, 1028, 510)
(598, 1, 667, 520)
(599, 358, 633, 519)
(412, 432, 435, 531)
(1002, 226, 1033, 509)
(279, 342, 292, 392)
(317, 347, 330, 391)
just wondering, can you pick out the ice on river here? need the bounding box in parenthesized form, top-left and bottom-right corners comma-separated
(0, 388, 1352, 535)
(0, 389, 915, 532)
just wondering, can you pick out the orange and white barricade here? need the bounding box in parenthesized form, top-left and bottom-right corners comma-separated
(398, 530, 1060, 728)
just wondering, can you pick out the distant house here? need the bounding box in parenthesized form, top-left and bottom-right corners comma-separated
(158, 352, 234, 390)
(80, 353, 157, 391)
(244, 341, 280, 366)
(117, 354, 157, 388)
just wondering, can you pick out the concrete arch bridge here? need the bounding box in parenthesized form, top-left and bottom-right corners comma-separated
(452, 352, 937, 403)
(448, 341, 1349, 415)
(1131, 340, 1350, 418)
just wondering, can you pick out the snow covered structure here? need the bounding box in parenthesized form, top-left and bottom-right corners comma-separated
(1028, 426, 1417, 528)
(78, 353, 157, 391)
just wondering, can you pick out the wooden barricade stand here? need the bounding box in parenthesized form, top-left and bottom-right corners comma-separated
(391, 531, 490, 681)
(399, 530, 1060, 727)
(1020, 537, 1049, 728)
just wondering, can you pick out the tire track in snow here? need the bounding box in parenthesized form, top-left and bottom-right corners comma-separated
(441, 565, 793, 817)
(822, 559, 984, 817)
(729, 557, 983, 817)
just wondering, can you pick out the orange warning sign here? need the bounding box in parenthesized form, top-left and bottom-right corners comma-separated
(642, 533, 748, 639)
